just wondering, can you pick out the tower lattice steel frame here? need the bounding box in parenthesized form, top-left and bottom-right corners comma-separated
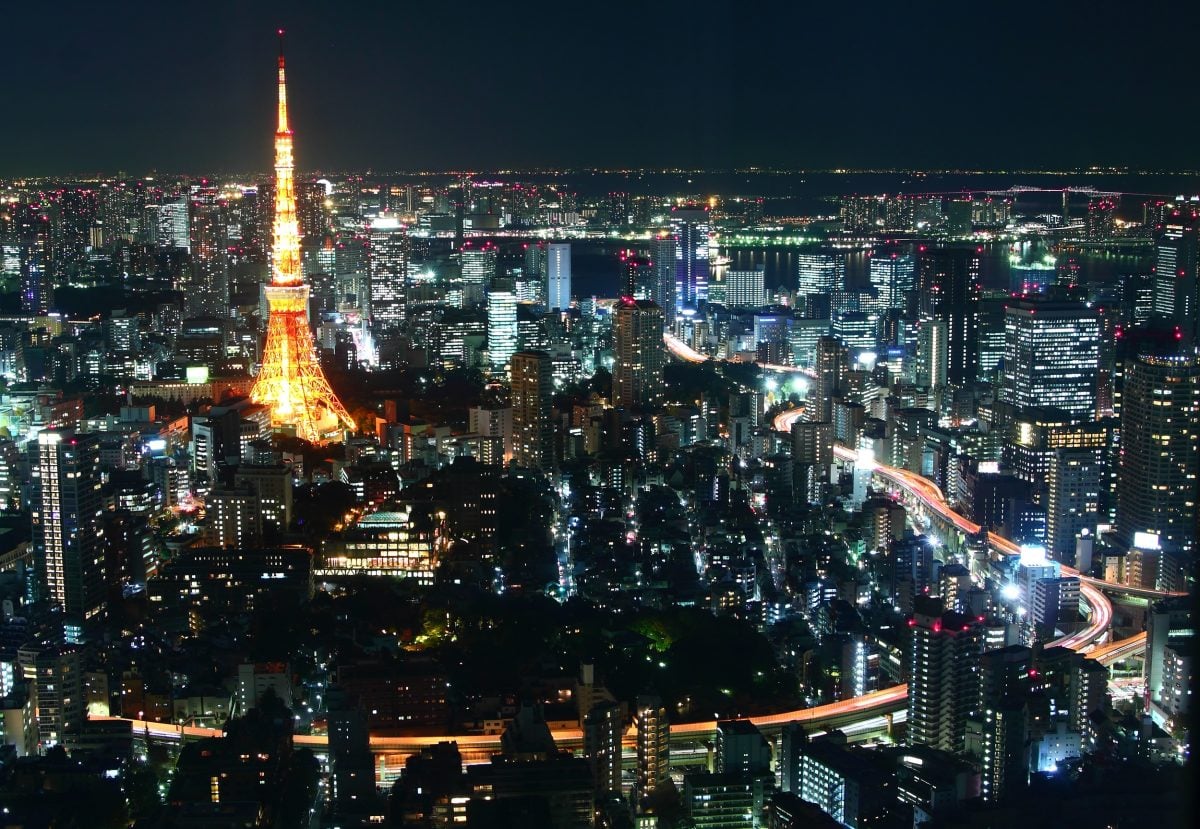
(250, 32, 354, 444)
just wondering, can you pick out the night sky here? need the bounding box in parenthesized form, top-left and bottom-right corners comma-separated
(1, 0, 1197, 176)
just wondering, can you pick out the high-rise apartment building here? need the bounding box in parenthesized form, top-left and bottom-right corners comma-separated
(12, 204, 52, 315)
(907, 596, 984, 754)
(30, 430, 106, 627)
(187, 200, 229, 318)
(207, 486, 263, 549)
(233, 463, 294, 533)
(1115, 354, 1200, 585)
(547, 242, 572, 311)
(715, 719, 771, 776)
(510, 351, 553, 471)
(17, 641, 83, 749)
(915, 316, 948, 390)
(1001, 299, 1100, 418)
(612, 299, 665, 411)
(811, 336, 849, 422)
(977, 645, 1032, 803)
(582, 700, 623, 794)
(634, 695, 669, 801)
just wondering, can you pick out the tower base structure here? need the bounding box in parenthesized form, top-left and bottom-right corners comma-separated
(251, 283, 354, 445)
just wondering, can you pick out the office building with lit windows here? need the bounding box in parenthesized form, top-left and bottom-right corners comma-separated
(460, 243, 497, 305)
(1001, 299, 1100, 419)
(487, 287, 519, 370)
(1153, 208, 1199, 343)
(797, 252, 845, 296)
(869, 252, 915, 310)
(367, 215, 408, 330)
(725, 266, 766, 308)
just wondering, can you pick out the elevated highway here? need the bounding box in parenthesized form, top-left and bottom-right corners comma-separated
(99, 400, 1156, 779)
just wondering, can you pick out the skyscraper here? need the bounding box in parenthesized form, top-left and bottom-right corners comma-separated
(156, 198, 190, 251)
(187, 198, 229, 318)
(869, 252, 915, 310)
(811, 335, 848, 422)
(30, 430, 106, 628)
(1153, 208, 1199, 343)
(915, 316, 948, 390)
(1115, 354, 1200, 587)
(919, 247, 981, 386)
(547, 242, 572, 311)
(510, 351, 553, 471)
(612, 298, 665, 411)
(651, 234, 677, 320)
(1001, 298, 1100, 418)
(671, 206, 710, 310)
(367, 215, 408, 330)
(523, 242, 547, 305)
(1044, 447, 1102, 565)
(619, 249, 654, 300)
(907, 596, 984, 754)
(977, 645, 1032, 803)
(487, 287, 518, 370)
(49, 189, 97, 284)
(461, 243, 498, 306)
(14, 204, 52, 315)
(796, 252, 845, 296)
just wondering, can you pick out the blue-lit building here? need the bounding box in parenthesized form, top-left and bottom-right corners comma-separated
(671, 206, 710, 310)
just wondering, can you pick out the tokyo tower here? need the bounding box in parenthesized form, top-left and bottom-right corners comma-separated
(250, 33, 354, 444)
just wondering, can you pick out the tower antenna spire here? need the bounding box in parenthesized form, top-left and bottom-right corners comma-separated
(275, 29, 289, 135)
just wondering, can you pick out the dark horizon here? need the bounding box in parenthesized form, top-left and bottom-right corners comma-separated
(1, 0, 1198, 177)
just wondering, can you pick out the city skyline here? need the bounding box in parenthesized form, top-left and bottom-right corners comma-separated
(2, 0, 1200, 175)
(0, 5, 1192, 827)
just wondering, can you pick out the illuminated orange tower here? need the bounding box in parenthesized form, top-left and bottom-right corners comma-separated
(251, 32, 354, 444)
